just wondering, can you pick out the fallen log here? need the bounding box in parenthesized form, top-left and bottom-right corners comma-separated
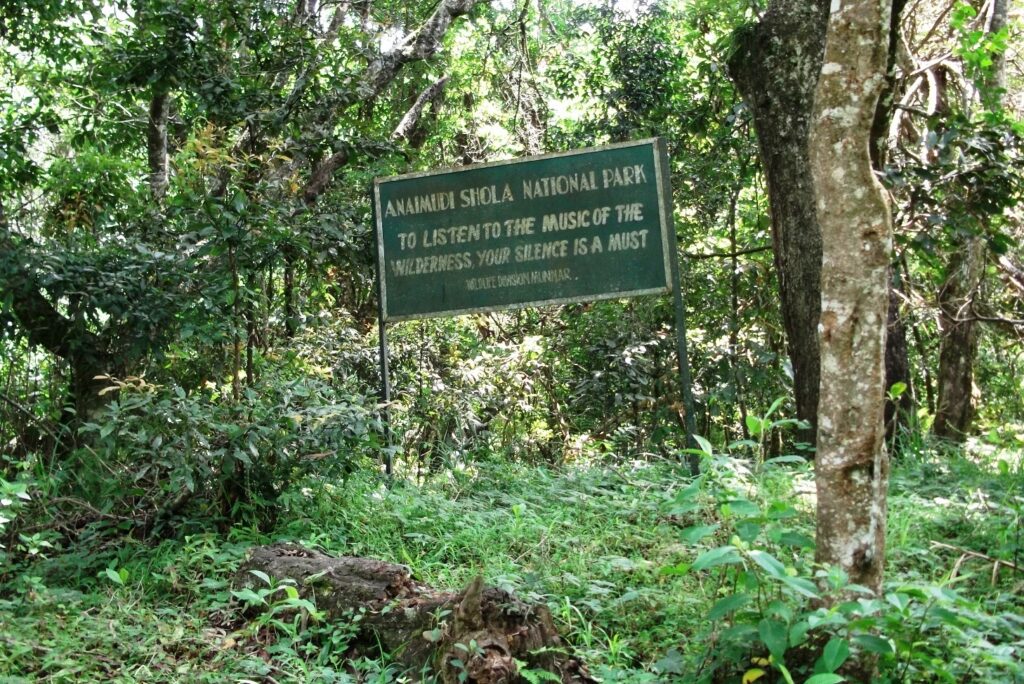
(235, 543, 595, 683)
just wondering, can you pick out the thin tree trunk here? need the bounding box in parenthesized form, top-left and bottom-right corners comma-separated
(246, 273, 256, 386)
(901, 254, 937, 412)
(871, 0, 915, 446)
(284, 248, 297, 338)
(884, 281, 914, 446)
(727, 0, 829, 446)
(727, 184, 751, 443)
(230, 245, 242, 401)
(810, 0, 893, 612)
(148, 89, 170, 201)
(934, 239, 985, 439)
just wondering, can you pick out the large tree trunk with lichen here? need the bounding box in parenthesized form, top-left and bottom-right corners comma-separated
(810, 0, 893, 610)
(727, 0, 829, 445)
(235, 544, 594, 683)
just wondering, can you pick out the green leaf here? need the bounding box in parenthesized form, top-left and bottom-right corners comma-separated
(653, 647, 685, 675)
(736, 520, 762, 543)
(805, 675, 845, 684)
(887, 381, 907, 399)
(763, 455, 807, 466)
(778, 531, 815, 549)
(852, 634, 894, 655)
(708, 593, 750, 621)
(277, 597, 317, 614)
(680, 523, 719, 543)
(693, 434, 714, 456)
(104, 567, 125, 586)
(724, 499, 761, 517)
(748, 550, 787, 579)
(692, 546, 741, 571)
(779, 575, 820, 600)
(789, 620, 810, 647)
(668, 500, 701, 516)
(231, 191, 247, 214)
(822, 637, 850, 672)
(249, 569, 272, 586)
(746, 414, 764, 436)
(721, 623, 758, 641)
(520, 670, 561, 683)
(231, 588, 267, 606)
(758, 618, 788, 660)
(764, 397, 785, 419)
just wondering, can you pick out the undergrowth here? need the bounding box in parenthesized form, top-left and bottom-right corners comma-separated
(1, 442, 1022, 682)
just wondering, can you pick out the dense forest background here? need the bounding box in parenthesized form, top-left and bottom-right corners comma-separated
(1, 0, 1023, 681)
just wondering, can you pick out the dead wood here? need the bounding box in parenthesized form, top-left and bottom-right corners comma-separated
(235, 543, 595, 683)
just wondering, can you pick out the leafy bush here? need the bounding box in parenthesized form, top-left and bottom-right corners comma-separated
(70, 371, 383, 532)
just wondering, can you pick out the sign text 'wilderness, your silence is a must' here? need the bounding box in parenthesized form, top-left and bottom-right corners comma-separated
(374, 139, 675, 321)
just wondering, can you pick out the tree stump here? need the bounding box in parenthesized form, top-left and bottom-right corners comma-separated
(235, 543, 595, 683)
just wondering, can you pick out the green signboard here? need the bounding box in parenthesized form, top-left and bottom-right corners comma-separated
(374, 138, 675, 321)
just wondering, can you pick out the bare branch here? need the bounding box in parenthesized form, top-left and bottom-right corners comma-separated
(997, 255, 1024, 295)
(296, 1, 486, 203)
(359, 0, 487, 102)
(0, 391, 63, 447)
(684, 245, 772, 260)
(391, 75, 450, 143)
(302, 147, 351, 204)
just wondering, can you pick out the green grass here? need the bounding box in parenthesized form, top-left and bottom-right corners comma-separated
(2, 444, 1022, 682)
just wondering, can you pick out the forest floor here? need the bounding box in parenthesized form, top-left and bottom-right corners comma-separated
(1, 440, 1022, 683)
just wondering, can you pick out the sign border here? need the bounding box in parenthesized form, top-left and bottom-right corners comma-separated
(373, 137, 674, 322)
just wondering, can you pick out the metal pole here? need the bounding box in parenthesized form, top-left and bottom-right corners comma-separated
(378, 313, 393, 478)
(656, 139, 700, 475)
(670, 256, 700, 475)
(372, 189, 394, 478)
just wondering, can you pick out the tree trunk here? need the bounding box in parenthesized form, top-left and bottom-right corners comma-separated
(283, 248, 298, 339)
(727, 0, 828, 445)
(932, 0, 1007, 441)
(872, 0, 915, 447)
(810, 0, 893, 609)
(884, 281, 915, 447)
(147, 89, 170, 201)
(0, 214, 118, 436)
(392, 75, 450, 147)
(933, 239, 985, 440)
(236, 544, 595, 683)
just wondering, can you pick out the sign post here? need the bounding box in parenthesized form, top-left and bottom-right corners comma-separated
(374, 138, 697, 472)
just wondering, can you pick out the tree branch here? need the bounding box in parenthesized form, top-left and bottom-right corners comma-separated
(684, 245, 772, 260)
(0, 212, 96, 362)
(0, 391, 62, 447)
(295, 1, 486, 203)
(358, 0, 487, 103)
(301, 146, 351, 205)
(391, 75, 450, 143)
